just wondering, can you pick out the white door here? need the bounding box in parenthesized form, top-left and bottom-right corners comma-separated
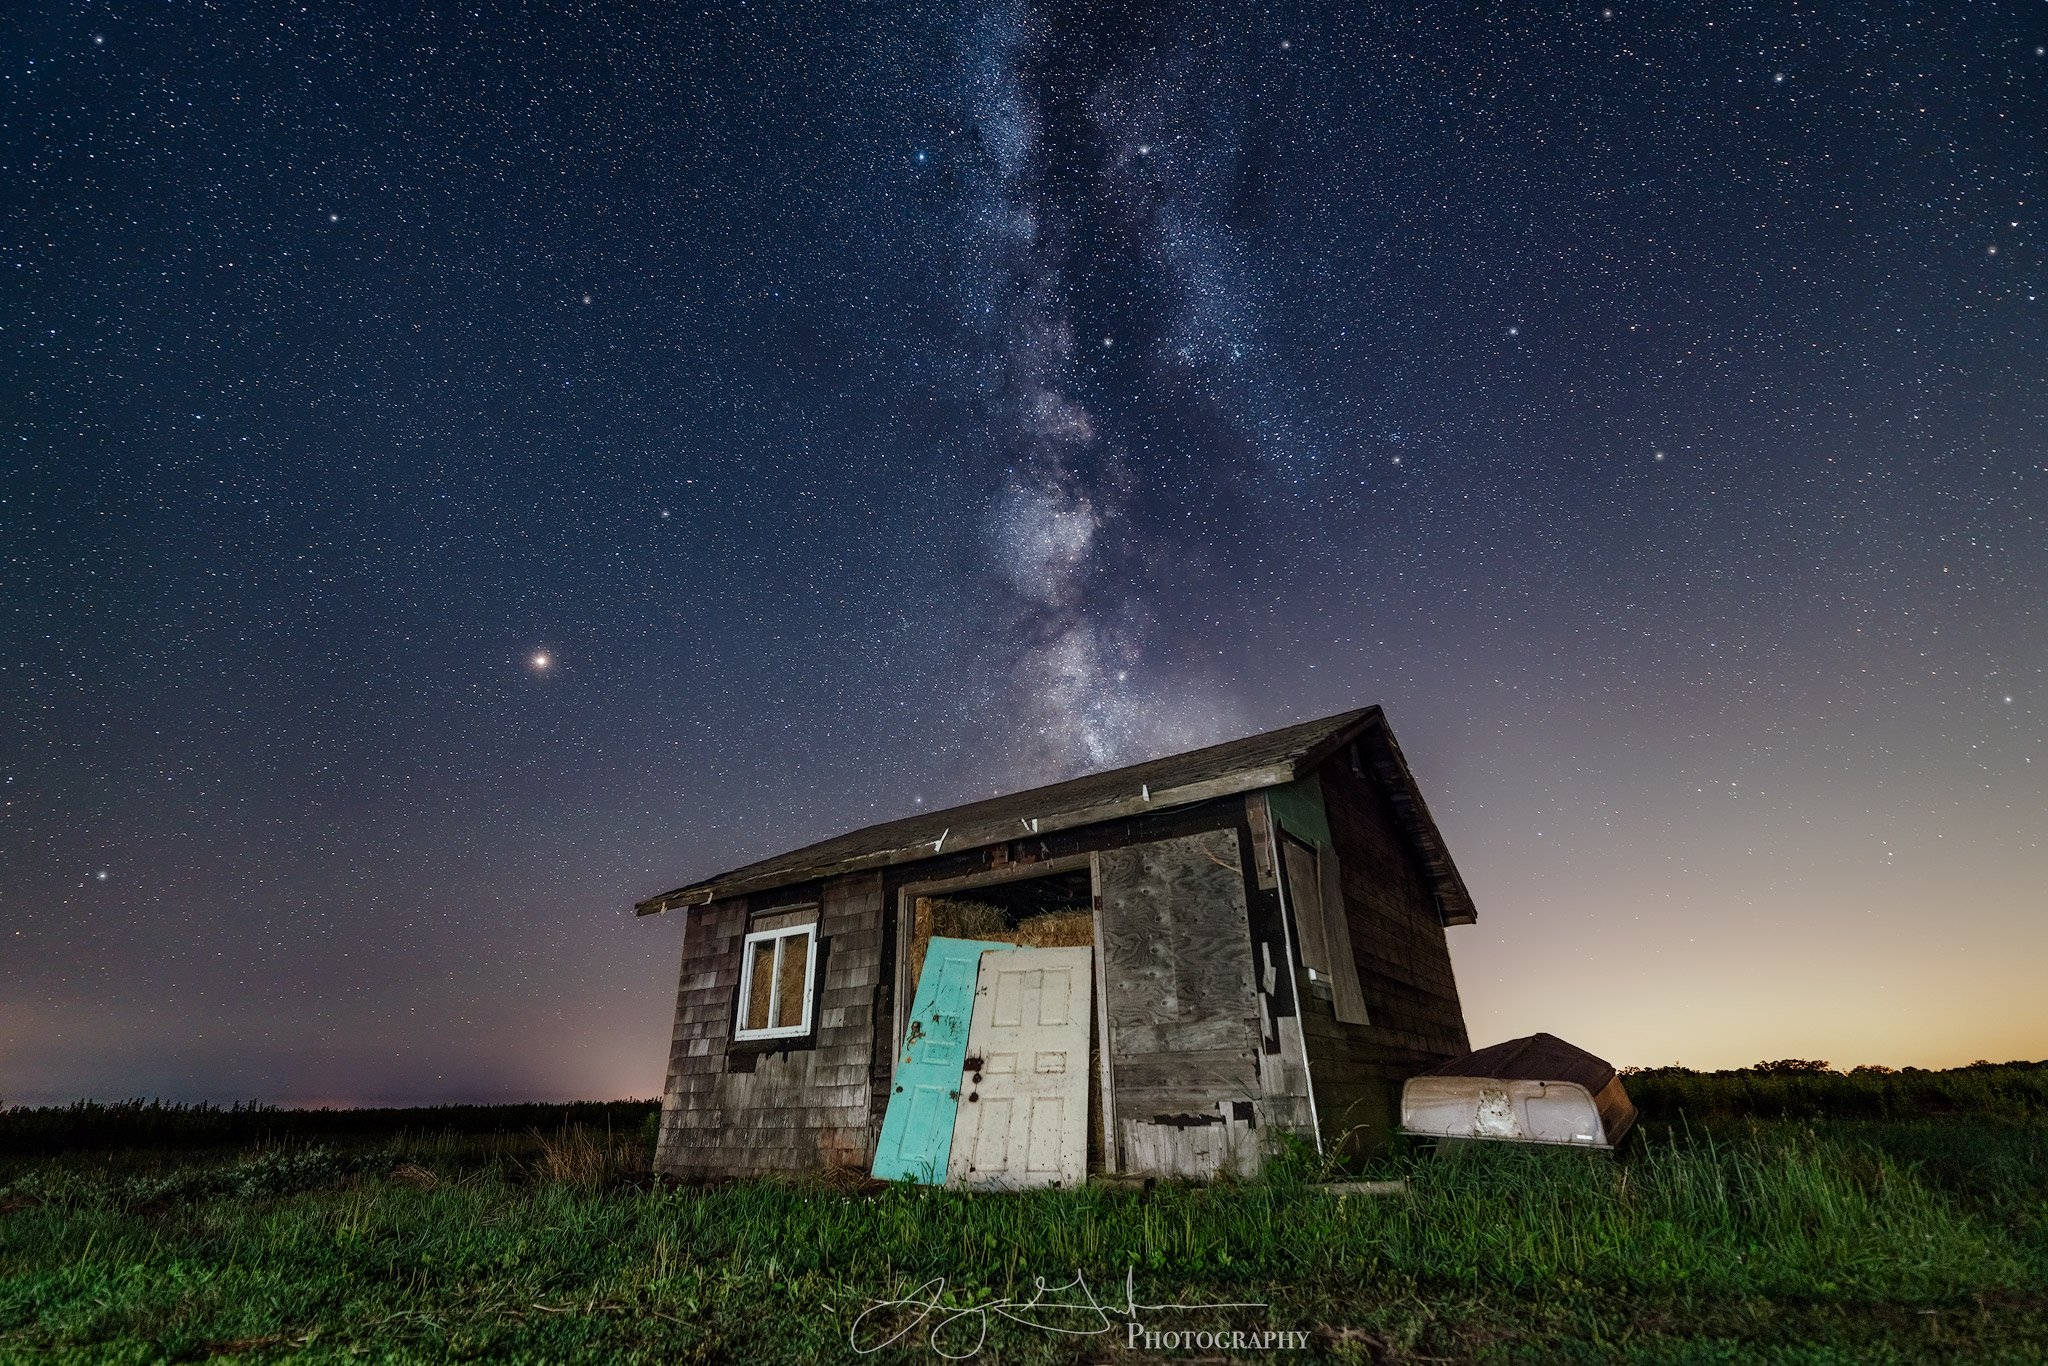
(947, 946, 1092, 1190)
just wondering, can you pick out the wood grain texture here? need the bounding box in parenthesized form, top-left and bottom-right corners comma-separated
(1318, 842, 1370, 1026)
(1096, 829, 1263, 1167)
(1118, 1101, 1260, 1181)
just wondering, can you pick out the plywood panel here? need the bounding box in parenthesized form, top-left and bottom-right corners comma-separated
(1096, 829, 1261, 1149)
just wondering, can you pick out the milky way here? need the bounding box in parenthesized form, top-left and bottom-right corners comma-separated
(959, 1, 1296, 779)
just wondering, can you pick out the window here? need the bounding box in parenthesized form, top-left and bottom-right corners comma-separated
(735, 922, 817, 1040)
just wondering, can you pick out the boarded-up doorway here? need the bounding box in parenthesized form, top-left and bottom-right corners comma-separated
(1095, 829, 1263, 1178)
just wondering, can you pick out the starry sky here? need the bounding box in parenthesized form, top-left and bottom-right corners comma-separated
(4, 2, 2043, 1106)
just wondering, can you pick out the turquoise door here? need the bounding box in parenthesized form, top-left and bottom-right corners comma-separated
(872, 937, 1011, 1183)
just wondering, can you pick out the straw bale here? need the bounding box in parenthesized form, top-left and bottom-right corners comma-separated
(909, 897, 1009, 987)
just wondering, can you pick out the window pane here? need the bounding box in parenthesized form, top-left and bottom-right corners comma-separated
(745, 938, 776, 1032)
(773, 933, 810, 1029)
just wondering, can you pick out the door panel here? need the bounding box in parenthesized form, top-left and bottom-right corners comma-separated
(871, 937, 1014, 1184)
(948, 947, 1092, 1190)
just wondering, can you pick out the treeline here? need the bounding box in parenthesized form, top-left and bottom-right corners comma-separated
(8, 1059, 2046, 1155)
(0, 1099, 661, 1157)
(1622, 1058, 2048, 1123)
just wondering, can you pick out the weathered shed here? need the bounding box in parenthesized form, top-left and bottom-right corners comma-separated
(636, 705, 1478, 1182)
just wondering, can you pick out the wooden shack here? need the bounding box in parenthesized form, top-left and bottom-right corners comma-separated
(635, 705, 1477, 1183)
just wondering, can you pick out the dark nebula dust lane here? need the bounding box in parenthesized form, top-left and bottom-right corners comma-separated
(2, 1, 2042, 1103)
(959, 1, 1309, 777)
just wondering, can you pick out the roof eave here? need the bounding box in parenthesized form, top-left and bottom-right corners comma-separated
(633, 756, 1305, 916)
(1354, 717, 1479, 926)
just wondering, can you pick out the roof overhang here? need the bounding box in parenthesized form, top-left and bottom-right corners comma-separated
(632, 759, 1297, 915)
(634, 705, 1478, 927)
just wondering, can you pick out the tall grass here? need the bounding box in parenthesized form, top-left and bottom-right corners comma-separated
(3, 1075, 2046, 1359)
(2, 1119, 2043, 1361)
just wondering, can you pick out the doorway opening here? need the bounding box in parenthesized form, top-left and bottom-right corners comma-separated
(896, 863, 1108, 1174)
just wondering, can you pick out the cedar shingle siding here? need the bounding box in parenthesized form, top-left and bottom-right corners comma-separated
(656, 872, 886, 1178)
(1296, 749, 1471, 1156)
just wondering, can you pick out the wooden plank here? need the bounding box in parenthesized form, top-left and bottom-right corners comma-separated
(644, 763, 1301, 911)
(1280, 840, 1333, 984)
(1107, 1016, 1261, 1057)
(1243, 794, 1277, 889)
(1110, 1048, 1263, 1095)
(1319, 838, 1370, 1025)
(1089, 852, 1118, 1174)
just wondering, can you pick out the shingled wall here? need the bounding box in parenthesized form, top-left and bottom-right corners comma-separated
(654, 870, 885, 1179)
(1296, 747, 1471, 1156)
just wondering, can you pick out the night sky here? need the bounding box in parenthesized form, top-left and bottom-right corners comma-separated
(5, 2, 2042, 1107)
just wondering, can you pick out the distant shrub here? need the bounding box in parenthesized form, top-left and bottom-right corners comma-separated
(2, 1145, 348, 1207)
(0, 1099, 660, 1156)
(1620, 1059, 2048, 1123)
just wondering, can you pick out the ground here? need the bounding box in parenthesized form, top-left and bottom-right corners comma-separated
(2, 1081, 2045, 1363)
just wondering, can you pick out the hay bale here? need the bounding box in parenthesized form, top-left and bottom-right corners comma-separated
(1007, 909, 1094, 948)
(909, 897, 1011, 986)
(908, 902, 1094, 986)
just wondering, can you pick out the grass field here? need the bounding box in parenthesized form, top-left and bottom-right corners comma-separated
(3, 1066, 2045, 1363)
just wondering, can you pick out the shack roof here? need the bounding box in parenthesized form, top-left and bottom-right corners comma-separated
(634, 704, 1477, 923)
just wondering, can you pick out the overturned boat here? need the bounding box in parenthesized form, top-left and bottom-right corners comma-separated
(1400, 1032, 1636, 1149)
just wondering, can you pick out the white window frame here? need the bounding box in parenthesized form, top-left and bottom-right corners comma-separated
(734, 922, 818, 1041)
